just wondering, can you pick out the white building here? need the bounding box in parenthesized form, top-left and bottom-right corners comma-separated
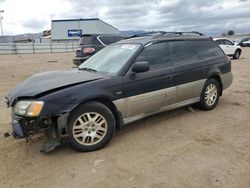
(51, 18, 120, 43)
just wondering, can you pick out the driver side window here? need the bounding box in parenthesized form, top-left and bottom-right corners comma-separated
(135, 42, 171, 70)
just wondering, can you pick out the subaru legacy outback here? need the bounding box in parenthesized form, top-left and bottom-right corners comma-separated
(6, 31, 233, 153)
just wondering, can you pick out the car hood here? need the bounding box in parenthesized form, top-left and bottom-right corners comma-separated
(6, 69, 107, 106)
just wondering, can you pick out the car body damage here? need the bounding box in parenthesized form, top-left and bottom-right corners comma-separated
(6, 69, 123, 153)
(6, 69, 108, 106)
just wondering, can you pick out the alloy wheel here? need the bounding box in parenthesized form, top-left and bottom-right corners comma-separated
(72, 112, 107, 146)
(204, 84, 218, 106)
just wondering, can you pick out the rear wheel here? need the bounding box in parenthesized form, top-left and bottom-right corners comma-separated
(233, 49, 241, 59)
(197, 79, 220, 111)
(68, 102, 115, 152)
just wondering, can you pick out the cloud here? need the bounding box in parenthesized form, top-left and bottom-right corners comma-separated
(1, 0, 250, 35)
(62, 0, 250, 35)
(22, 19, 47, 29)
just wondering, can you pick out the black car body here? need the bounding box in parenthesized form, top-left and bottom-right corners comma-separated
(73, 34, 125, 66)
(6, 32, 233, 153)
(239, 37, 250, 47)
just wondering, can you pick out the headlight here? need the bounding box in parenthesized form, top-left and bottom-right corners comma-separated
(13, 101, 44, 116)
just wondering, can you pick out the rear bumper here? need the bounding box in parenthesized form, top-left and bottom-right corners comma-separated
(73, 56, 90, 66)
(221, 72, 233, 90)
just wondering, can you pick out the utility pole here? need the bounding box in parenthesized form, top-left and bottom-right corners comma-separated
(0, 10, 4, 36)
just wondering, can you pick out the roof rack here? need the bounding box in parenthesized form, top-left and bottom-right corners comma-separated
(127, 31, 204, 39)
(126, 31, 166, 38)
(165, 31, 204, 36)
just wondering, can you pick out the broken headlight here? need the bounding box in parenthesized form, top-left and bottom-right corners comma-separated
(13, 100, 44, 117)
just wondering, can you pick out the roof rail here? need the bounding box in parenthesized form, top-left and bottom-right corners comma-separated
(127, 31, 204, 39)
(163, 31, 204, 36)
(126, 31, 167, 39)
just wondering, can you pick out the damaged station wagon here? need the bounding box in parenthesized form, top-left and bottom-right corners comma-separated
(6, 32, 233, 153)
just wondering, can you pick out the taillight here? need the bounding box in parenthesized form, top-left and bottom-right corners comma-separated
(83, 47, 95, 54)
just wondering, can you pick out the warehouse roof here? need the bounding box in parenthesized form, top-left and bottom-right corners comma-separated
(52, 18, 99, 22)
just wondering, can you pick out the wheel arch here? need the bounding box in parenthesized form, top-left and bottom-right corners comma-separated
(208, 74, 223, 96)
(69, 97, 123, 131)
(236, 48, 242, 53)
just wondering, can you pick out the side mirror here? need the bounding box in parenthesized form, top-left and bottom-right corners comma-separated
(132, 61, 150, 73)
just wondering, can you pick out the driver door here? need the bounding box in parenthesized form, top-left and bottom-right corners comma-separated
(121, 42, 176, 118)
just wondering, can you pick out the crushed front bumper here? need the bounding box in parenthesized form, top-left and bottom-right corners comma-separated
(11, 113, 69, 153)
(11, 115, 41, 140)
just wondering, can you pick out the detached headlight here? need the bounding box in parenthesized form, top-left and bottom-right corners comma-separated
(13, 101, 44, 116)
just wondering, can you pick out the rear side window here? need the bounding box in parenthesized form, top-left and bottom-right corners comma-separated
(135, 42, 171, 69)
(169, 40, 224, 65)
(169, 41, 199, 64)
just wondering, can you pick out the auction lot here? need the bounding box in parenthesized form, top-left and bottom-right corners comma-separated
(0, 49, 250, 188)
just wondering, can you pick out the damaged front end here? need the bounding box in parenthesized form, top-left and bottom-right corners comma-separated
(8, 98, 69, 153)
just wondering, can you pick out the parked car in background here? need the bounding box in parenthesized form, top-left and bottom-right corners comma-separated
(213, 38, 242, 59)
(73, 34, 125, 66)
(239, 37, 250, 47)
(6, 31, 233, 153)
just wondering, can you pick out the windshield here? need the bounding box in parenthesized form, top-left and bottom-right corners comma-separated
(79, 44, 140, 75)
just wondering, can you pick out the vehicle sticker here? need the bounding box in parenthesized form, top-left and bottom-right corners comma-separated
(121, 44, 137, 50)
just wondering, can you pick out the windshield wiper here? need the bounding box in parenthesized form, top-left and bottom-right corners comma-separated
(78, 67, 97, 72)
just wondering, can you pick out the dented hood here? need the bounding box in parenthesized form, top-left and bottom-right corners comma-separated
(6, 69, 107, 105)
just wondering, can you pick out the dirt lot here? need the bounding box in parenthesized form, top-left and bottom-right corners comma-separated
(0, 50, 250, 188)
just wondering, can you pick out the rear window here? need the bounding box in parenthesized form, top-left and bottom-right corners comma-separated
(98, 36, 114, 45)
(79, 35, 101, 45)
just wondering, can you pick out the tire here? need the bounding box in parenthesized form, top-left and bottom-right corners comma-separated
(197, 79, 220, 111)
(68, 101, 115, 152)
(233, 49, 241, 59)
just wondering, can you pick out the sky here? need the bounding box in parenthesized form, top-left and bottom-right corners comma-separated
(0, 0, 250, 36)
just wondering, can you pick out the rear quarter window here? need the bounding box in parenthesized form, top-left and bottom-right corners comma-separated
(169, 39, 224, 65)
(194, 40, 225, 58)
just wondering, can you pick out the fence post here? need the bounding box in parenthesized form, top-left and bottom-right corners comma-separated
(12, 42, 17, 54)
(50, 39, 52, 53)
(32, 42, 35, 54)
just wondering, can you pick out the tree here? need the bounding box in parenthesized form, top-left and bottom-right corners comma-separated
(227, 30, 235, 35)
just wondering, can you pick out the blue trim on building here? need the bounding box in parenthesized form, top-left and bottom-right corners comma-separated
(52, 18, 99, 22)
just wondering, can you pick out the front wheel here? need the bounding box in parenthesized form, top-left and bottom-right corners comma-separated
(233, 49, 241, 59)
(197, 79, 220, 111)
(68, 102, 115, 152)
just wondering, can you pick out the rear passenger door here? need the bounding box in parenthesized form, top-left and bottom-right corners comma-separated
(169, 40, 210, 103)
(122, 42, 176, 118)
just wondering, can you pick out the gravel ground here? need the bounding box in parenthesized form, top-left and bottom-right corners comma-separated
(0, 49, 250, 188)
